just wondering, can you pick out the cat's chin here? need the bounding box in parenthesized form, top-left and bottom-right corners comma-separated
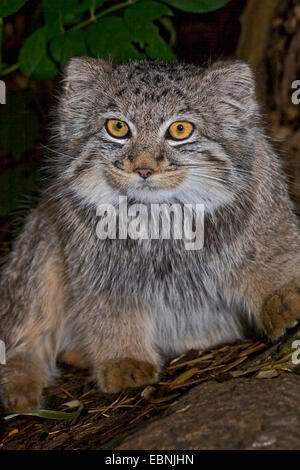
(73, 176, 231, 213)
(117, 189, 230, 216)
(124, 182, 219, 206)
(126, 187, 180, 204)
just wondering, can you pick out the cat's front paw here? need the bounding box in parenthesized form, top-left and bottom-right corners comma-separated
(1, 373, 43, 413)
(261, 280, 300, 342)
(97, 357, 159, 393)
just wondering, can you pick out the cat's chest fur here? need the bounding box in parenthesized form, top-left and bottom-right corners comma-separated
(103, 239, 244, 351)
(62, 221, 245, 352)
(55, 197, 247, 353)
(66, 228, 215, 306)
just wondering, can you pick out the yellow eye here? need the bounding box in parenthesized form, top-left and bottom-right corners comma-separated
(106, 119, 130, 138)
(168, 121, 194, 140)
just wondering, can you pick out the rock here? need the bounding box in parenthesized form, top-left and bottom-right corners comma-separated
(118, 375, 300, 449)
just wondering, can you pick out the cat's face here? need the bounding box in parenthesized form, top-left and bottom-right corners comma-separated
(55, 58, 258, 211)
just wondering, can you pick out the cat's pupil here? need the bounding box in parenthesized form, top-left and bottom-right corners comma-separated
(116, 122, 123, 129)
(177, 124, 184, 131)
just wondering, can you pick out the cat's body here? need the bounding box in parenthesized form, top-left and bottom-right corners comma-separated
(1, 58, 300, 412)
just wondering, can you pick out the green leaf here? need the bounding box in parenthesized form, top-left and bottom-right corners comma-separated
(145, 35, 176, 61)
(42, 0, 82, 25)
(58, 0, 107, 19)
(50, 30, 88, 68)
(4, 400, 83, 421)
(158, 16, 176, 46)
(18, 25, 59, 80)
(124, 1, 176, 61)
(81, 0, 107, 11)
(125, 0, 173, 43)
(162, 0, 231, 13)
(0, 90, 38, 159)
(0, 163, 40, 216)
(87, 17, 142, 62)
(0, 0, 28, 17)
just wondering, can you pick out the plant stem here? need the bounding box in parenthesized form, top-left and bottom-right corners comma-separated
(71, 0, 138, 31)
(0, 0, 139, 77)
(1, 62, 19, 76)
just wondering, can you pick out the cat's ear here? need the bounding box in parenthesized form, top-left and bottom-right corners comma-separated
(202, 60, 258, 120)
(62, 56, 112, 97)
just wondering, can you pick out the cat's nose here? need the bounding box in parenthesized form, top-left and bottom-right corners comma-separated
(135, 168, 153, 179)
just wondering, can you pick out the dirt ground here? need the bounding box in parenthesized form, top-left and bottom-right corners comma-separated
(1, 328, 300, 450)
(1, 323, 300, 450)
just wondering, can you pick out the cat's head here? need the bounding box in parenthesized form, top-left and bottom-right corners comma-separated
(53, 57, 259, 211)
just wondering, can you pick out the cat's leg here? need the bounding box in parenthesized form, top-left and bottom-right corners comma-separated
(235, 250, 300, 342)
(1, 354, 53, 412)
(260, 279, 300, 342)
(0, 215, 67, 412)
(60, 349, 90, 369)
(82, 304, 161, 393)
(0, 260, 66, 411)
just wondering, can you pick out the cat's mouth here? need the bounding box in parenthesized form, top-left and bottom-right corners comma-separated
(134, 179, 163, 191)
(105, 164, 187, 194)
